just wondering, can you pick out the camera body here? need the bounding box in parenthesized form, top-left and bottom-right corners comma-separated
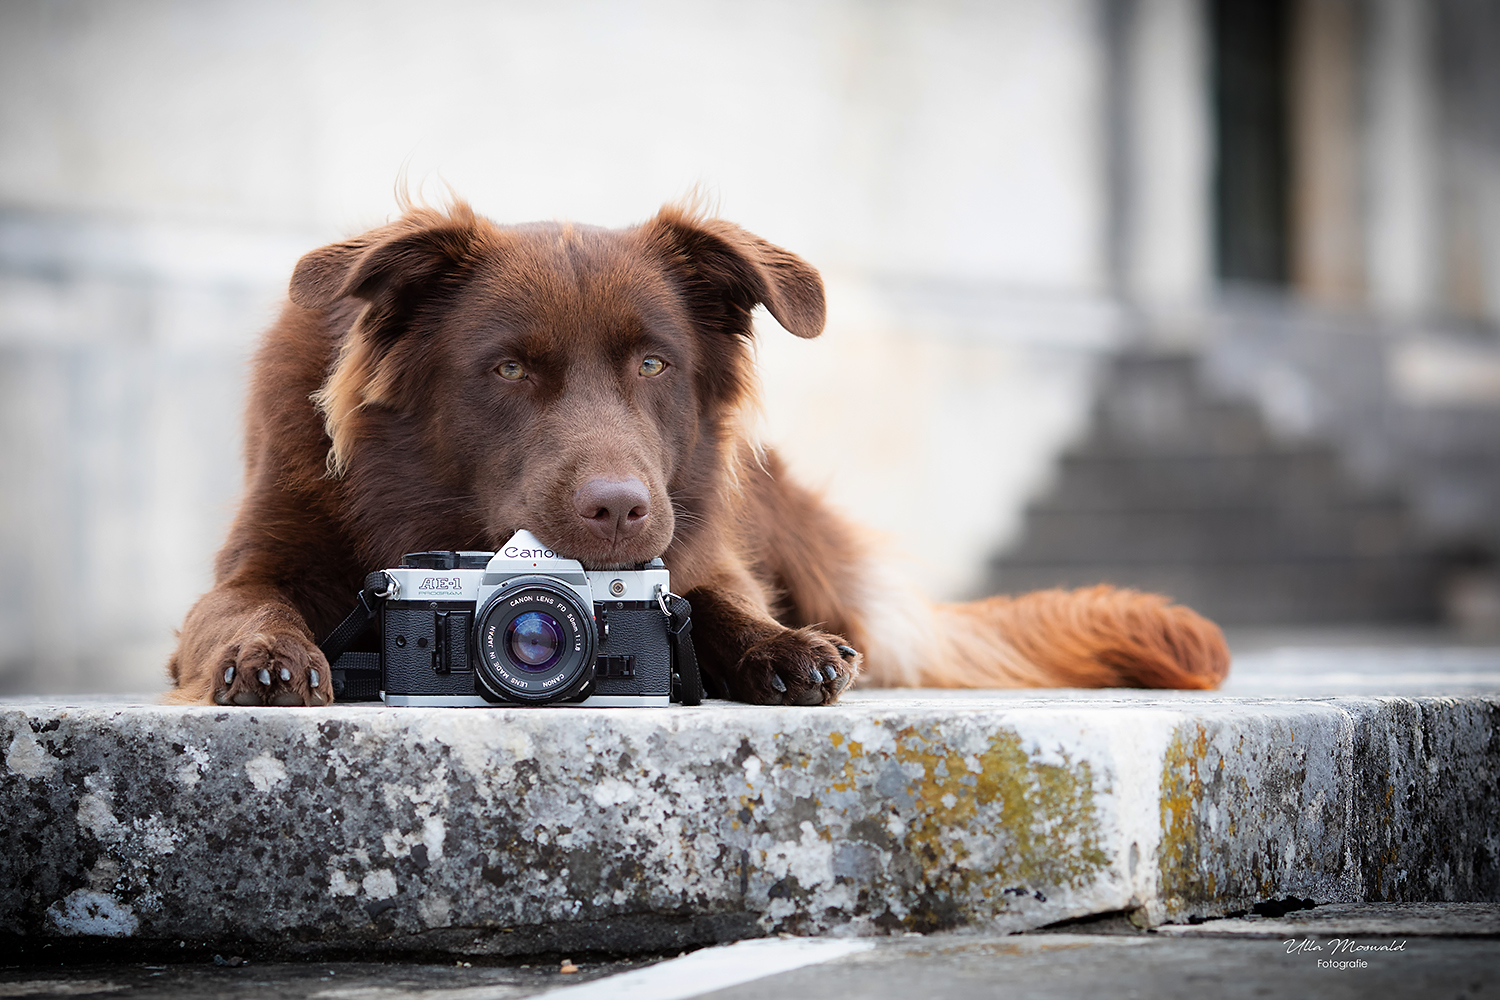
(377, 530, 672, 707)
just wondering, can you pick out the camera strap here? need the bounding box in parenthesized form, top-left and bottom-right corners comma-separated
(661, 592, 704, 706)
(319, 571, 392, 667)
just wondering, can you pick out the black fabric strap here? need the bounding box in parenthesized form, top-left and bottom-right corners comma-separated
(328, 651, 382, 700)
(321, 572, 389, 703)
(664, 594, 704, 706)
(319, 572, 390, 665)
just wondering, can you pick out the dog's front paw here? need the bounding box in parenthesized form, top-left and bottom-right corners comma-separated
(731, 627, 861, 705)
(212, 628, 332, 707)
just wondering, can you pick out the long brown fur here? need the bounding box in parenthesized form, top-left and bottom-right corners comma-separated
(168, 198, 1228, 707)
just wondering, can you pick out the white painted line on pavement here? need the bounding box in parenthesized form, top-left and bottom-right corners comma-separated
(522, 936, 876, 1000)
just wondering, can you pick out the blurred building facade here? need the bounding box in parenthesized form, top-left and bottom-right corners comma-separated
(1, 0, 1498, 693)
(989, 0, 1500, 627)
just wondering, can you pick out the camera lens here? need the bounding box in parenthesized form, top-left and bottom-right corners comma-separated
(472, 576, 597, 704)
(507, 612, 562, 670)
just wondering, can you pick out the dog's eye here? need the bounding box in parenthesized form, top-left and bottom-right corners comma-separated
(497, 361, 527, 381)
(639, 356, 667, 377)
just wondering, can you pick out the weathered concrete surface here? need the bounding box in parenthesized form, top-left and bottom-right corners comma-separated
(2, 690, 1497, 958)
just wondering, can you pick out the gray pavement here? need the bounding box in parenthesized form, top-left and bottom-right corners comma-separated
(2, 904, 1496, 999)
(701, 919, 1498, 1000)
(1221, 626, 1500, 696)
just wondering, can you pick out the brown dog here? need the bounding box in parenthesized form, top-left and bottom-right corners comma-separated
(167, 199, 1229, 706)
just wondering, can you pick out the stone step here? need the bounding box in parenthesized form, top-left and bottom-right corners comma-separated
(3, 683, 1495, 958)
(987, 559, 1440, 623)
(1004, 506, 1422, 563)
(987, 348, 1444, 624)
(1036, 452, 1388, 512)
(1083, 354, 1277, 455)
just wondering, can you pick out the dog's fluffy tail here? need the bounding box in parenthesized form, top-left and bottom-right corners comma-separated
(855, 576, 1230, 690)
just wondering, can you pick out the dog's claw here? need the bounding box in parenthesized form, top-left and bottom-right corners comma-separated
(836, 645, 858, 661)
(792, 685, 823, 706)
(204, 626, 326, 709)
(770, 674, 787, 693)
(821, 664, 838, 682)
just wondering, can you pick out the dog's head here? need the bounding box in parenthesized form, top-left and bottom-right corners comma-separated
(288, 200, 824, 569)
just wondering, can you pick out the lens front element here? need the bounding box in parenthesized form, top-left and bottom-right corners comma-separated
(473, 576, 596, 704)
(507, 611, 563, 670)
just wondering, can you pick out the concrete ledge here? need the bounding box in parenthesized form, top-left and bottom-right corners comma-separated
(2, 689, 1497, 957)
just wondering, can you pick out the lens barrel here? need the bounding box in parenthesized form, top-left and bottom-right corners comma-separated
(473, 576, 597, 704)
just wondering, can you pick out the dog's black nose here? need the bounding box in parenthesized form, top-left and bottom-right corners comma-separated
(573, 477, 651, 543)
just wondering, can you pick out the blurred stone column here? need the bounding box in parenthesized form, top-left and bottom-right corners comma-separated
(1109, 0, 1215, 336)
(1289, 0, 1366, 306)
(1364, 0, 1440, 318)
(1433, 0, 1500, 325)
(0, 211, 304, 693)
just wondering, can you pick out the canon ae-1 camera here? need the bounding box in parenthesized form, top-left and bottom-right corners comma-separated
(335, 530, 691, 706)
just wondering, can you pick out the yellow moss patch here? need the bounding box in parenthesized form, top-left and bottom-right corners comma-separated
(1158, 722, 1207, 911)
(883, 724, 1110, 922)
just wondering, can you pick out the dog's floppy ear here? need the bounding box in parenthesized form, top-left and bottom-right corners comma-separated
(289, 203, 481, 311)
(295, 202, 484, 476)
(643, 205, 826, 339)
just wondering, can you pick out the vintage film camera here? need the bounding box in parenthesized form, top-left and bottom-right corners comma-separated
(326, 530, 699, 706)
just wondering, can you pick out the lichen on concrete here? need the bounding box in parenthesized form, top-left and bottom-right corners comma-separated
(1, 692, 1495, 957)
(742, 719, 1113, 935)
(1156, 706, 1360, 920)
(1154, 697, 1500, 922)
(1350, 697, 1500, 902)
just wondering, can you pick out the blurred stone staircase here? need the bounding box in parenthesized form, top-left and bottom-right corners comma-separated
(983, 351, 1442, 624)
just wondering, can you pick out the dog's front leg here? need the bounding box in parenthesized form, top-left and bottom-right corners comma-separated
(167, 583, 332, 707)
(683, 575, 861, 705)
